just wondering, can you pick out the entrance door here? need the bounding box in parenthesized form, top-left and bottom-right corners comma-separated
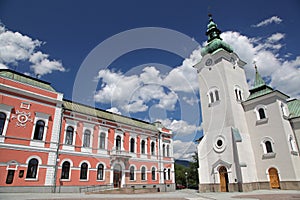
(219, 166, 229, 192)
(113, 164, 122, 188)
(269, 168, 280, 189)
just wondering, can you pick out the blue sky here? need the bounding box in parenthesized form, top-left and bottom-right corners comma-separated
(1, 0, 300, 160)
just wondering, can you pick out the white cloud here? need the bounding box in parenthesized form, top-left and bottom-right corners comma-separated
(0, 63, 8, 69)
(173, 140, 197, 160)
(106, 107, 122, 115)
(267, 33, 285, 43)
(252, 16, 283, 28)
(159, 118, 202, 137)
(29, 51, 65, 76)
(0, 24, 65, 76)
(183, 96, 199, 106)
(222, 31, 300, 98)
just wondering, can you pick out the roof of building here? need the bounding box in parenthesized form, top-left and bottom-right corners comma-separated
(247, 66, 274, 100)
(63, 100, 159, 132)
(287, 99, 300, 119)
(0, 69, 56, 92)
(201, 14, 233, 56)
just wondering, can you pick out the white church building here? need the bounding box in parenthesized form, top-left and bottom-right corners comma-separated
(194, 15, 300, 192)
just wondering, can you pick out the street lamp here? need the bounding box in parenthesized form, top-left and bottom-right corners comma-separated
(185, 172, 188, 189)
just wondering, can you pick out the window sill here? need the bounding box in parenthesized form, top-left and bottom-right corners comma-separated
(60, 179, 71, 182)
(79, 179, 89, 182)
(208, 100, 220, 107)
(25, 178, 38, 181)
(256, 118, 268, 125)
(96, 179, 105, 182)
(262, 152, 276, 159)
(291, 151, 298, 156)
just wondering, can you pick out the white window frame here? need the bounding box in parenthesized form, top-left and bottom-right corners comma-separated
(98, 126, 108, 153)
(140, 165, 147, 181)
(254, 105, 268, 124)
(96, 162, 106, 181)
(114, 130, 124, 151)
(129, 165, 136, 181)
(60, 159, 73, 181)
(0, 104, 13, 142)
(288, 134, 298, 155)
(207, 87, 220, 107)
(234, 85, 244, 101)
(62, 119, 77, 151)
(261, 137, 276, 159)
(25, 156, 42, 181)
(30, 112, 50, 147)
(79, 160, 90, 181)
(151, 166, 157, 181)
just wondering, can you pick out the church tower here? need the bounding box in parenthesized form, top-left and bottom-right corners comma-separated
(194, 15, 257, 192)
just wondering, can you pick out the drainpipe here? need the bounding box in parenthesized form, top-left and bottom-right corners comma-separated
(52, 105, 64, 193)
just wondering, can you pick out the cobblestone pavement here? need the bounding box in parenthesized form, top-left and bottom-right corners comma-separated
(1, 189, 300, 200)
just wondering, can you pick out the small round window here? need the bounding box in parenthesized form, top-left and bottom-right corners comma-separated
(214, 136, 226, 153)
(217, 139, 223, 147)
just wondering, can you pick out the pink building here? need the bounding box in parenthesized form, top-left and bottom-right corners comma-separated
(0, 69, 175, 193)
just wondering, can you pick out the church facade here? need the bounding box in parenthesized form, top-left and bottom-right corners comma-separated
(195, 15, 300, 192)
(0, 69, 175, 193)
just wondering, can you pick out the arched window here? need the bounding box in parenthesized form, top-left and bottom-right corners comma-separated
(130, 138, 135, 153)
(163, 168, 167, 180)
(141, 166, 146, 181)
(99, 132, 106, 149)
(130, 166, 135, 180)
(80, 162, 88, 180)
(26, 158, 38, 179)
(33, 120, 45, 140)
(151, 167, 155, 181)
(235, 89, 239, 100)
(97, 164, 104, 180)
(116, 135, 121, 150)
(168, 168, 171, 180)
(83, 130, 91, 147)
(215, 90, 220, 101)
(208, 87, 220, 106)
(162, 144, 166, 157)
(289, 135, 298, 153)
(0, 112, 6, 135)
(151, 142, 155, 155)
(141, 140, 146, 154)
(65, 126, 74, 145)
(209, 92, 214, 103)
(258, 108, 266, 119)
(265, 141, 273, 153)
(61, 161, 70, 180)
(166, 145, 170, 157)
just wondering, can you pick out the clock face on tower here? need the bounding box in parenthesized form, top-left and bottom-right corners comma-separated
(205, 58, 213, 66)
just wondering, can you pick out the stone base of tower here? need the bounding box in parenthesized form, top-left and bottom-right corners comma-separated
(199, 181, 300, 193)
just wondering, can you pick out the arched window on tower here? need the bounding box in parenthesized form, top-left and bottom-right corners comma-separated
(261, 137, 276, 159)
(207, 87, 220, 106)
(258, 108, 266, 119)
(255, 105, 268, 123)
